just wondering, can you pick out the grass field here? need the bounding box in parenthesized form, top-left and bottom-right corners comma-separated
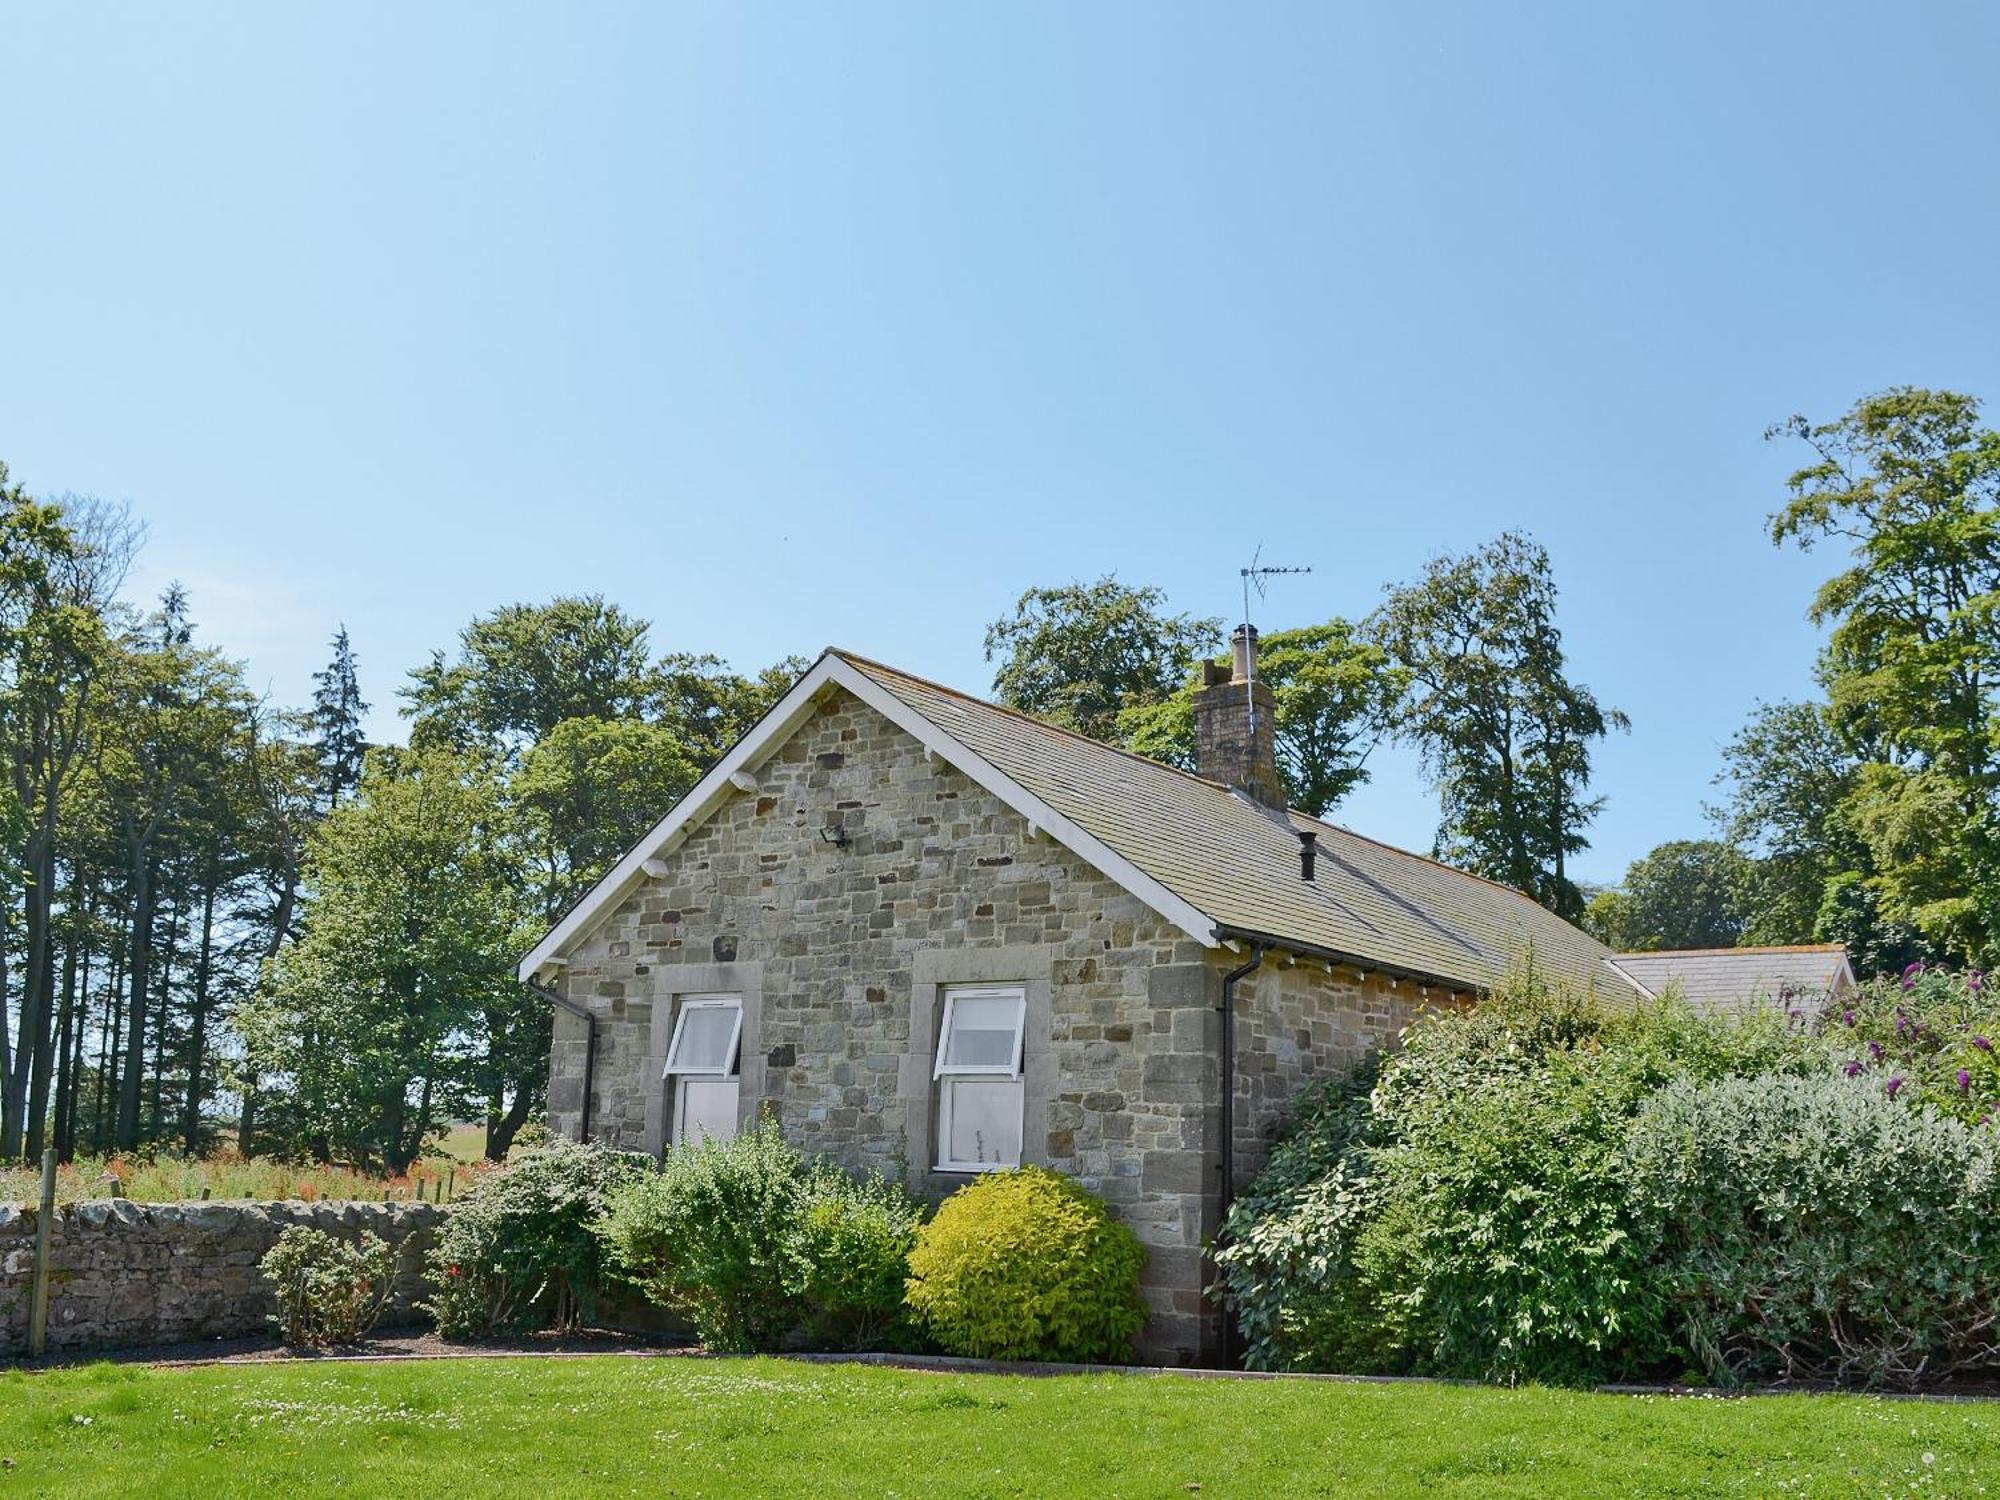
(0, 1124, 507, 1207)
(429, 1121, 495, 1165)
(0, 1152, 484, 1207)
(2, 1355, 1997, 1498)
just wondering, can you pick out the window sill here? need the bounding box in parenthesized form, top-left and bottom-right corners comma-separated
(934, 1160, 1016, 1175)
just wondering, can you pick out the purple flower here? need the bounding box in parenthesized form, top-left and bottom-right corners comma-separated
(1973, 971, 1986, 994)
(1959, 1069, 1973, 1094)
(1896, 1011, 1913, 1035)
(1975, 1035, 1994, 1053)
(1844, 1060, 1864, 1078)
(1903, 961, 1926, 990)
(1869, 1040, 1886, 1062)
(1842, 1009, 1857, 1027)
(1887, 1076, 1907, 1099)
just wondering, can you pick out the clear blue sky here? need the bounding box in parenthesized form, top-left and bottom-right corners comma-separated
(4, 4, 1997, 885)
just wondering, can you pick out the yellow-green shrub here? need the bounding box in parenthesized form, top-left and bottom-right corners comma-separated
(905, 1167, 1145, 1363)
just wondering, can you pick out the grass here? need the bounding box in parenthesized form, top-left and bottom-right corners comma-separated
(0, 1152, 489, 1208)
(429, 1121, 495, 1165)
(2, 1356, 1999, 1498)
(0, 1125, 511, 1207)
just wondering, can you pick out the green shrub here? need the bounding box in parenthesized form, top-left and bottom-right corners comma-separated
(1627, 1071, 2000, 1389)
(1215, 972, 1830, 1382)
(786, 1163, 928, 1352)
(1817, 966, 2000, 1127)
(1357, 1047, 1670, 1385)
(597, 1121, 802, 1352)
(259, 1225, 394, 1346)
(905, 1166, 1145, 1364)
(423, 1139, 651, 1338)
(598, 1118, 926, 1354)
(1211, 1069, 1387, 1372)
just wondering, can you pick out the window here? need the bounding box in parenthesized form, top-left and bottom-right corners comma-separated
(933, 985, 1026, 1171)
(664, 995, 743, 1146)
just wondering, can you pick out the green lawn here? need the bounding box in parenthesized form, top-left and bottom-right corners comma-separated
(2, 1355, 1997, 1498)
(426, 1120, 497, 1166)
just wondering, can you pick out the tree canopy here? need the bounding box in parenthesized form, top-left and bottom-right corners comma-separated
(1369, 532, 1626, 920)
(1759, 388, 2000, 964)
(242, 747, 531, 1171)
(984, 577, 1222, 742)
(1584, 840, 1752, 952)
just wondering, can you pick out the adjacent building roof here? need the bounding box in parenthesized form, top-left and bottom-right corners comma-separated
(1605, 945, 1856, 1012)
(520, 648, 1624, 996)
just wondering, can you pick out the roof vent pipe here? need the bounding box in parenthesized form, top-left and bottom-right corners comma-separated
(1298, 828, 1318, 882)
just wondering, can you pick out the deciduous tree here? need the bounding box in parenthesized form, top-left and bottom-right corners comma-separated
(244, 747, 531, 1171)
(1584, 840, 1752, 952)
(1369, 533, 1625, 918)
(984, 577, 1222, 743)
(1767, 388, 2000, 961)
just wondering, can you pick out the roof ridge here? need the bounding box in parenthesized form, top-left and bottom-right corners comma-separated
(1616, 943, 1848, 958)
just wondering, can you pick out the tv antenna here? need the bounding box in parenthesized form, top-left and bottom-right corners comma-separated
(1238, 546, 1311, 732)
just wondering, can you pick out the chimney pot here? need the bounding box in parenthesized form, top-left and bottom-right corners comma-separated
(1230, 624, 1258, 683)
(1298, 828, 1318, 882)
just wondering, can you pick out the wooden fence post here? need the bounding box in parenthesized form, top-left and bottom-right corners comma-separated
(28, 1147, 57, 1358)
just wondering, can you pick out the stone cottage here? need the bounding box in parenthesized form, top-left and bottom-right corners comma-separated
(518, 630, 1707, 1364)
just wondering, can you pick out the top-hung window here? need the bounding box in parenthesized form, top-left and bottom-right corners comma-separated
(663, 995, 743, 1145)
(932, 985, 1026, 1171)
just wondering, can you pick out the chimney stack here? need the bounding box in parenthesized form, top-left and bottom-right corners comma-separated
(1193, 624, 1286, 810)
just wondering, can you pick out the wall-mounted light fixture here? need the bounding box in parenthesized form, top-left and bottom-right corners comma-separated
(819, 825, 851, 850)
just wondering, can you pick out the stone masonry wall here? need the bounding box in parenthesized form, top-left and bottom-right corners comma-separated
(0, 1199, 441, 1356)
(551, 686, 1226, 1360)
(1229, 961, 1439, 1184)
(548, 684, 1440, 1364)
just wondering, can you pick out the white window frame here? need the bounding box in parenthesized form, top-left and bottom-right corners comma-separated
(933, 984, 1027, 1172)
(663, 995, 743, 1078)
(664, 995, 744, 1146)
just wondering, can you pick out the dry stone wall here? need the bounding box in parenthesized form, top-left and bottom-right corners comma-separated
(0, 1199, 441, 1357)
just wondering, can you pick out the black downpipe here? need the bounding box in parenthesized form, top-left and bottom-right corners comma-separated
(1217, 940, 1268, 1368)
(527, 980, 596, 1145)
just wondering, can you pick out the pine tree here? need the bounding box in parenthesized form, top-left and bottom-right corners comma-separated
(309, 625, 368, 809)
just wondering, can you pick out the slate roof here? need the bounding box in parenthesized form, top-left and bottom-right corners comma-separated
(1605, 945, 1855, 1013)
(840, 652, 1622, 996)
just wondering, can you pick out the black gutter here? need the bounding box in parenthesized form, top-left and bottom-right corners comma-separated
(1217, 939, 1268, 1369)
(527, 980, 596, 1145)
